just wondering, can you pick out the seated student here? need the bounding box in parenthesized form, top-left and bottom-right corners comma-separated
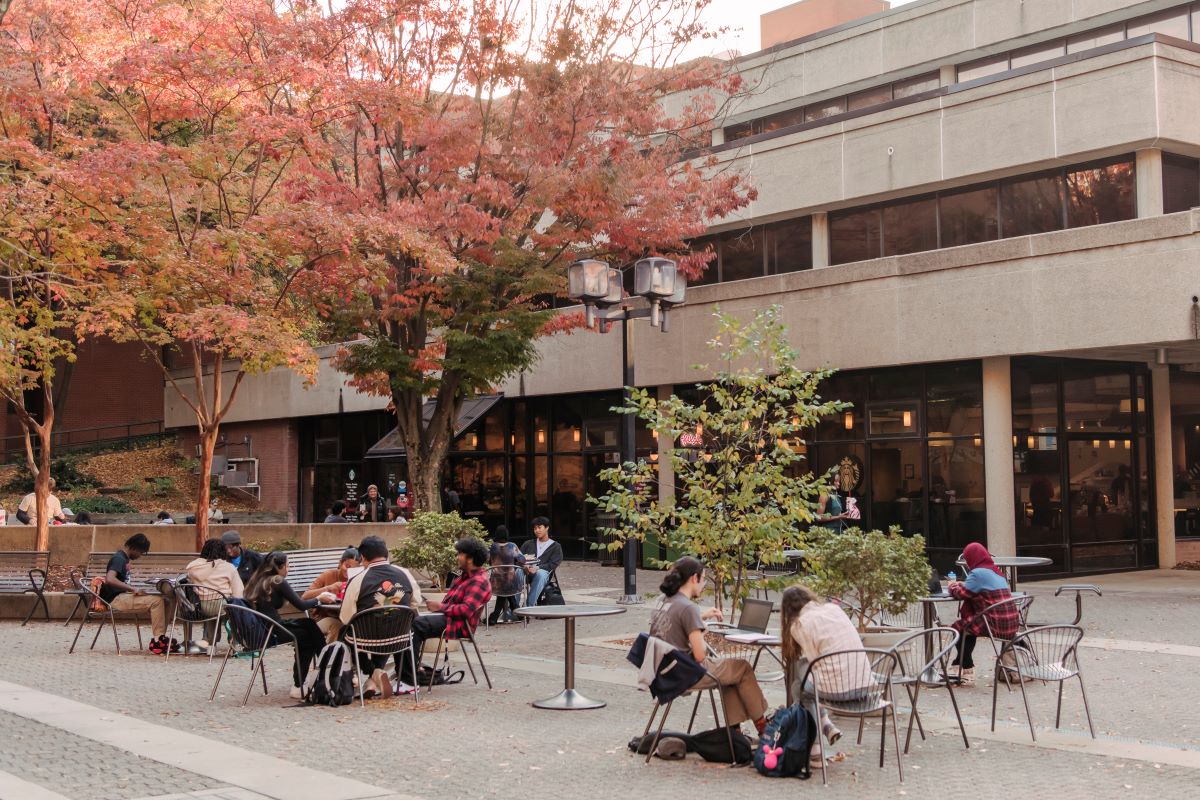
(780, 585, 873, 752)
(409, 538, 492, 672)
(339, 536, 415, 693)
(324, 500, 350, 524)
(185, 538, 243, 648)
(301, 547, 359, 642)
(100, 533, 173, 654)
(649, 557, 769, 736)
(153, 511, 175, 525)
(520, 517, 562, 606)
(947, 542, 1017, 687)
(243, 552, 328, 699)
(487, 525, 525, 625)
(222, 530, 264, 585)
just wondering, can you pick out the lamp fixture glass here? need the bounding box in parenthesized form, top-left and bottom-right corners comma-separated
(566, 259, 611, 302)
(632, 257, 677, 299)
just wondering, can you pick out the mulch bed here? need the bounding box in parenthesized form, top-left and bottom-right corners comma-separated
(45, 564, 82, 592)
(1176, 561, 1200, 571)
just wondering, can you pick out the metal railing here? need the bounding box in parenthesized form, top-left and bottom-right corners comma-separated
(0, 420, 165, 462)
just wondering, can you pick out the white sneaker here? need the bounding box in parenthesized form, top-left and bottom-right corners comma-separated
(959, 668, 976, 687)
(289, 686, 303, 700)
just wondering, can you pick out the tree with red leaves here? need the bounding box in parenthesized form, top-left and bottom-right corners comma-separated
(318, 0, 754, 513)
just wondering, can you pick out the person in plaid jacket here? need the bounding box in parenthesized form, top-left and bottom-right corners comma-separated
(411, 538, 492, 663)
(947, 542, 1015, 686)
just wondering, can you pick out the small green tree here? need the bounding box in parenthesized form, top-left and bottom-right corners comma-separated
(803, 526, 932, 632)
(593, 306, 846, 614)
(391, 511, 488, 590)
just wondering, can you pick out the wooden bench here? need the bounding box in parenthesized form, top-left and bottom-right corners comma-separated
(64, 551, 197, 627)
(0, 551, 51, 625)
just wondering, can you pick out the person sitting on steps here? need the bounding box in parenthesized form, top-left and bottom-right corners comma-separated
(520, 517, 562, 607)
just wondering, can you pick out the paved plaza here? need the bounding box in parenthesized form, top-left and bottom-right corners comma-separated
(1, 566, 1199, 800)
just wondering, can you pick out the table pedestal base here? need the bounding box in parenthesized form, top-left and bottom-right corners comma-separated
(532, 689, 606, 710)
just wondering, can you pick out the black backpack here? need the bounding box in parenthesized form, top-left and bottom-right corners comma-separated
(753, 704, 816, 778)
(303, 642, 356, 706)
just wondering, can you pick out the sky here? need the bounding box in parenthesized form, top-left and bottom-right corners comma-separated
(696, 0, 921, 58)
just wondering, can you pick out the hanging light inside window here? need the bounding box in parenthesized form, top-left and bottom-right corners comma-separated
(973, 437, 982, 447)
(536, 429, 545, 444)
(844, 412, 854, 431)
(1012, 435, 1018, 447)
(651, 429, 659, 440)
(1124, 439, 1131, 449)
(1108, 439, 1116, 449)
(468, 433, 478, 448)
(1027, 435, 1036, 450)
(1092, 439, 1100, 449)
(902, 410, 912, 428)
(510, 432, 516, 446)
(573, 429, 580, 443)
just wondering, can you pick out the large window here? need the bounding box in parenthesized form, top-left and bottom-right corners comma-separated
(688, 217, 813, 284)
(830, 156, 1136, 265)
(1012, 358, 1154, 574)
(809, 361, 984, 572)
(1164, 154, 1200, 213)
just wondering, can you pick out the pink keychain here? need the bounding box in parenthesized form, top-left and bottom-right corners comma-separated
(762, 742, 783, 770)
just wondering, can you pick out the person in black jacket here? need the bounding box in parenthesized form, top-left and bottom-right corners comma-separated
(520, 517, 563, 606)
(243, 551, 327, 698)
(222, 530, 265, 585)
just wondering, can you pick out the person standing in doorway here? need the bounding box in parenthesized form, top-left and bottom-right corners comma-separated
(520, 517, 562, 606)
(359, 485, 387, 522)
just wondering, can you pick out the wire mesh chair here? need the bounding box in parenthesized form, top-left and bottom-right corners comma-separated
(343, 605, 419, 706)
(886, 627, 969, 753)
(159, 579, 229, 661)
(68, 570, 143, 655)
(705, 597, 784, 680)
(424, 605, 493, 692)
(794, 648, 904, 785)
(877, 603, 926, 629)
(209, 604, 301, 707)
(484, 565, 527, 629)
(978, 594, 1034, 688)
(751, 555, 800, 600)
(991, 624, 1095, 741)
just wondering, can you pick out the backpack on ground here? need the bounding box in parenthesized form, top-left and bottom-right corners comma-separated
(303, 641, 356, 706)
(753, 704, 816, 779)
(416, 663, 464, 686)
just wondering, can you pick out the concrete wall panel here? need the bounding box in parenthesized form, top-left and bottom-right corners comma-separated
(801, 30, 884, 96)
(881, 2, 976, 73)
(841, 113, 944, 197)
(941, 85, 1058, 178)
(1053, 61, 1159, 156)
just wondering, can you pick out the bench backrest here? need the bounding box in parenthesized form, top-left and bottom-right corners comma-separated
(0, 551, 50, 590)
(281, 548, 345, 594)
(83, 551, 197, 584)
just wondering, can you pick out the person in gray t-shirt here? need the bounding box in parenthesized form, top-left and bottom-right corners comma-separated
(648, 557, 769, 734)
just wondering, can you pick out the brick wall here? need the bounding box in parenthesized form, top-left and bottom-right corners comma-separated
(176, 418, 299, 518)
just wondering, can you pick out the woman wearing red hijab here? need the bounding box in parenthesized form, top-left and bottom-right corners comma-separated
(946, 543, 1016, 686)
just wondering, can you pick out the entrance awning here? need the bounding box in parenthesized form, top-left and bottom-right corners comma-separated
(365, 394, 503, 459)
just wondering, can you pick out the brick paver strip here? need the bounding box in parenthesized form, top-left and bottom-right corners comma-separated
(0, 681, 420, 800)
(0, 768, 73, 800)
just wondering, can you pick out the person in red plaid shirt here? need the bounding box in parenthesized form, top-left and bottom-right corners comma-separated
(947, 542, 1016, 686)
(411, 538, 492, 663)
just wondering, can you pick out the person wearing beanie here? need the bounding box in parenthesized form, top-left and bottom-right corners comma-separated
(221, 530, 264, 584)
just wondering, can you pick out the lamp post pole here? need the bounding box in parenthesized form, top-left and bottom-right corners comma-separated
(567, 257, 684, 608)
(618, 310, 639, 604)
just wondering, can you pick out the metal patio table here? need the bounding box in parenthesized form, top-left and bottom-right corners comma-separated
(515, 604, 626, 710)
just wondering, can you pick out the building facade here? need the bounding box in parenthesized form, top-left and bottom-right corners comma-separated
(163, 0, 1200, 577)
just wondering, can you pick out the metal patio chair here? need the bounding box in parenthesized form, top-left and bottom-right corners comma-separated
(979, 594, 1034, 689)
(793, 648, 903, 785)
(886, 627, 969, 753)
(68, 570, 143, 655)
(423, 606, 492, 692)
(343, 605, 420, 706)
(209, 604, 302, 707)
(638, 647, 735, 765)
(991, 624, 1095, 741)
(159, 579, 229, 661)
(484, 565, 527, 629)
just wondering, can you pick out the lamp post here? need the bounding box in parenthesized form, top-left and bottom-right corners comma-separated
(567, 257, 686, 605)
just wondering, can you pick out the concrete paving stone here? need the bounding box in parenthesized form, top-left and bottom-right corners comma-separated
(0, 563, 1197, 799)
(0, 710, 223, 800)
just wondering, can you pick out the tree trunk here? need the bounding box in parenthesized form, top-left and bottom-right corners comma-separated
(33, 432, 51, 551)
(194, 425, 218, 549)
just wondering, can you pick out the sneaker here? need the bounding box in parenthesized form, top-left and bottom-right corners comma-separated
(809, 753, 825, 771)
(168, 638, 182, 654)
(289, 686, 303, 700)
(823, 722, 842, 746)
(959, 667, 976, 687)
(372, 669, 393, 699)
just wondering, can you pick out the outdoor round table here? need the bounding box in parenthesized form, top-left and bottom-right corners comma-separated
(515, 604, 626, 710)
(954, 555, 1052, 590)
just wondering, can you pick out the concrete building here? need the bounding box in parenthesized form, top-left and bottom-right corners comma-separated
(161, 0, 1200, 577)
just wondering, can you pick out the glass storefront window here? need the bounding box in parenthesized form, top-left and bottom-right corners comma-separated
(868, 403, 919, 437)
(927, 440, 986, 555)
(1065, 160, 1135, 228)
(1067, 439, 1136, 570)
(808, 444, 869, 526)
(815, 373, 865, 441)
(1014, 444, 1065, 567)
(1013, 360, 1059, 436)
(939, 185, 999, 248)
(720, 228, 765, 282)
(870, 440, 925, 537)
(1063, 367, 1132, 432)
(926, 361, 983, 437)
(882, 197, 938, 257)
(1000, 172, 1064, 237)
(551, 455, 586, 549)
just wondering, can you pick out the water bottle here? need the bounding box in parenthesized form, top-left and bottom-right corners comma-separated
(945, 571, 957, 592)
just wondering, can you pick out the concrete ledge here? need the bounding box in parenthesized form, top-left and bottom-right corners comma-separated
(0, 523, 409, 568)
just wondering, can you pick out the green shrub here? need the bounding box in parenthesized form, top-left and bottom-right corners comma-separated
(802, 526, 931, 632)
(3, 453, 97, 493)
(247, 537, 304, 552)
(391, 511, 487, 589)
(67, 496, 137, 514)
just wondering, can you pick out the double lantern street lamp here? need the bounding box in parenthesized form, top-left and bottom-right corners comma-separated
(567, 257, 686, 605)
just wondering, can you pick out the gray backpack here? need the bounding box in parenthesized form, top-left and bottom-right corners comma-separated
(303, 641, 355, 706)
